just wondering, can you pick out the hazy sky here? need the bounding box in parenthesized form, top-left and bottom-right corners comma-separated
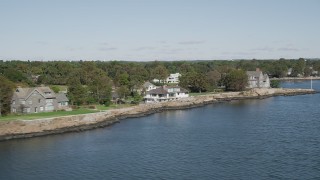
(1, 0, 319, 61)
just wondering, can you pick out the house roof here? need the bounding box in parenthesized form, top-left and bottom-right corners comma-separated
(147, 86, 188, 95)
(14, 87, 56, 99)
(147, 87, 168, 95)
(246, 71, 262, 78)
(56, 93, 69, 102)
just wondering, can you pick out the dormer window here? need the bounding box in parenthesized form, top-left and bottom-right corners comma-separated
(45, 92, 51, 95)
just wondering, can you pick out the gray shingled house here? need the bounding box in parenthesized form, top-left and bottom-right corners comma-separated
(11, 87, 69, 114)
(246, 69, 270, 88)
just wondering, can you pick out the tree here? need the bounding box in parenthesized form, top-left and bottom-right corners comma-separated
(179, 72, 209, 93)
(224, 69, 248, 91)
(67, 77, 88, 106)
(270, 80, 280, 88)
(0, 75, 15, 116)
(151, 65, 169, 83)
(206, 70, 221, 90)
(117, 85, 130, 99)
(291, 58, 306, 77)
(88, 71, 112, 105)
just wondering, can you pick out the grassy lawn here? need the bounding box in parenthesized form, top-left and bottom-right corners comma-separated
(0, 104, 136, 121)
(0, 108, 98, 121)
(95, 104, 134, 111)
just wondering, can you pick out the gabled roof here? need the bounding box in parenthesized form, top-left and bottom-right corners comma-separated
(147, 87, 168, 95)
(246, 71, 262, 78)
(14, 87, 56, 100)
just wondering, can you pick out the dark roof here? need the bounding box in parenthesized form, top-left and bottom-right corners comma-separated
(56, 93, 69, 102)
(146, 87, 168, 95)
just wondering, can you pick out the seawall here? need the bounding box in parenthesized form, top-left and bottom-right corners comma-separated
(0, 88, 316, 141)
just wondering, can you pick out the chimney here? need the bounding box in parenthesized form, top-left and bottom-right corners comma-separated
(256, 68, 260, 72)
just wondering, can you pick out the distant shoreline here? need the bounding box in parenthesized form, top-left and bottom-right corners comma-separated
(0, 88, 317, 141)
(271, 77, 320, 81)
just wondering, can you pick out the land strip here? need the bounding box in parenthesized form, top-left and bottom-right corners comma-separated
(0, 88, 316, 141)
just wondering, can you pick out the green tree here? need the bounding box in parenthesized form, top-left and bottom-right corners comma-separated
(88, 71, 112, 105)
(67, 77, 88, 106)
(291, 58, 306, 77)
(151, 65, 169, 83)
(117, 85, 130, 99)
(0, 75, 15, 116)
(206, 70, 221, 90)
(270, 80, 280, 88)
(224, 69, 248, 91)
(179, 72, 209, 93)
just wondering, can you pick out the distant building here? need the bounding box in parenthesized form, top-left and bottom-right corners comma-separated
(287, 68, 293, 76)
(153, 73, 181, 84)
(11, 87, 69, 114)
(144, 85, 189, 103)
(246, 69, 270, 88)
(166, 73, 181, 83)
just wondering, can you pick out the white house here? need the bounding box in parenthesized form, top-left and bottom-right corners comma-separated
(153, 73, 181, 84)
(166, 73, 181, 83)
(143, 81, 157, 91)
(144, 86, 189, 103)
(246, 69, 270, 88)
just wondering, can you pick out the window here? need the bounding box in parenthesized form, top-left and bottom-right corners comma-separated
(38, 99, 41, 103)
(12, 100, 15, 105)
(21, 100, 26, 105)
(12, 108, 16, 113)
(45, 106, 54, 111)
(46, 99, 53, 103)
(60, 102, 68, 106)
(28, 100, 32, 105)
(40, 106, 44, 111)
(24, 108, 30, 113)
(45, 92, 51, 95)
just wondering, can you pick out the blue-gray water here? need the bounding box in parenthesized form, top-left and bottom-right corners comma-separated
(0, 80, 319, 180)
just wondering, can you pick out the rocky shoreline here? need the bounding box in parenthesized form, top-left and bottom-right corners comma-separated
(0, 88, 317, 141)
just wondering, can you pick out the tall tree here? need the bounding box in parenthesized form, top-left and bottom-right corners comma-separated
(67, 77, 88, 106)
(151, 65, 169, 83)
(224, 69, 248, 91)
(0, 75, 15, 116)
(179, 72, 209, 93)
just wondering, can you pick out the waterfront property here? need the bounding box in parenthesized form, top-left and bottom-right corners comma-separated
(11, 87, 69, 114)
(144, 85, 189, 103)
(246, 69, 270, 88)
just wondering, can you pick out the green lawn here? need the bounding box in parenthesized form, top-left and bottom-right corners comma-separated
(0, 108, 98, 121)
(0, 104, 136, 121)
(95, 104, 134, 111)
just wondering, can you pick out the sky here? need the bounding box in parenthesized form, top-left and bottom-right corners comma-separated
(0, 0, 319, 61)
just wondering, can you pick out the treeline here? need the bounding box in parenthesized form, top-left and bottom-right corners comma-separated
(0, 58, 320, 115)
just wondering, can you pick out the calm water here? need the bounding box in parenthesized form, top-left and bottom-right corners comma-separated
(0, 80, 319, 180)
